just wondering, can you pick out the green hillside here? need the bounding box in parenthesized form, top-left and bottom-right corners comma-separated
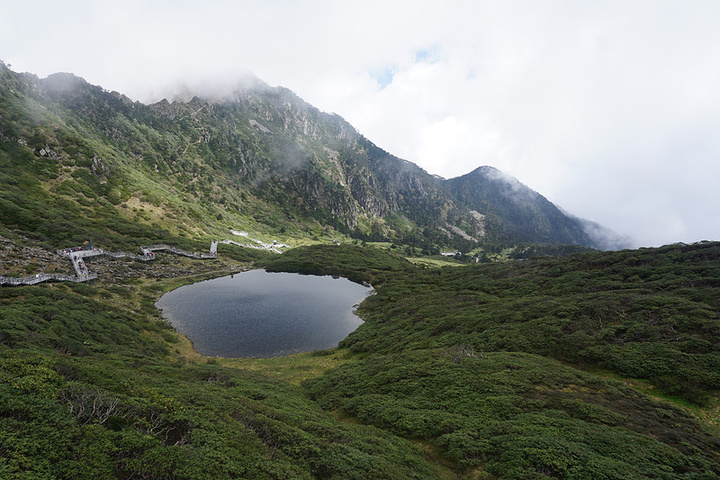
(281, 242, 720, 478)
(1, 62, 719, 478)
(0, 61, 618, 252)
(1, 242, 719, 478)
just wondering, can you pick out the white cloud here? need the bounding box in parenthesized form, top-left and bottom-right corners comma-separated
(2, 0, 720, 246)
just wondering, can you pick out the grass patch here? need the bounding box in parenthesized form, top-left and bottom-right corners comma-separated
(220, 349, 356, 385)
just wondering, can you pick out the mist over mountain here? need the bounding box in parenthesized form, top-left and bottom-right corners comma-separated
(0, 60, 629, 251)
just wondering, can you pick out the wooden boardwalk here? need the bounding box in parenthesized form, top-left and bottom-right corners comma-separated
(1, 241, 220, 287)
(0, 271, 98, 287)
(2, 235, 287, 287)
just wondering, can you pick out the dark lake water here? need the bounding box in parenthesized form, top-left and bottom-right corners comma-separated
(156, 270, 372, 358)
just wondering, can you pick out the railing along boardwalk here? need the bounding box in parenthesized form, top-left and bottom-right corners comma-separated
(0, 272, 99, 287)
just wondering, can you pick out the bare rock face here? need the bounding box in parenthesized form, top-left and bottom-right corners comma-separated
(90, 154, 110, 178)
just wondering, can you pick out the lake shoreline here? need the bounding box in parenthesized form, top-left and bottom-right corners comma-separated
(156, 270, 372, 358)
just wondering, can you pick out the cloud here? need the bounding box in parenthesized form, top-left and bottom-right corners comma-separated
(2, 0, 720, 246)
(369, 66, 397, 90)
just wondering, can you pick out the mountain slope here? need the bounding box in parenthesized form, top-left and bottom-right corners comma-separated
(446, 166, 595, 246)
(2, 62, 719, 479)
(0, 61, 625, 251)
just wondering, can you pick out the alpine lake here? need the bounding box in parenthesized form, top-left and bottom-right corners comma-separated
(156, 270, 372, 358)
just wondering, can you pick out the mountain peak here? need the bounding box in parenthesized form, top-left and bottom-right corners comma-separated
(470, 165, 502, 176)
(470, 165, 521, 184)
(152, 74, 272, 104)
(41, 72, 91, 94)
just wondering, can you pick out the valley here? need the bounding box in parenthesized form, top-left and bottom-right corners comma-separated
(1, 61, 719, 479)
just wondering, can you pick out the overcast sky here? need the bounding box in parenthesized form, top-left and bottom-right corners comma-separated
(3, 0, 720, 247)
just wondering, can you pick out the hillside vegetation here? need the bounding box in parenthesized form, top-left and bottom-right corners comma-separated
(1, 62, 718, 478)
(0, 61, 618, 252)
(290, 242, 720, 478)
(1, 242, 719, 478)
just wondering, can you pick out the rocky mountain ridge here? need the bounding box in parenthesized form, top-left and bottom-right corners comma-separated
(0, 60, 629, 251)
